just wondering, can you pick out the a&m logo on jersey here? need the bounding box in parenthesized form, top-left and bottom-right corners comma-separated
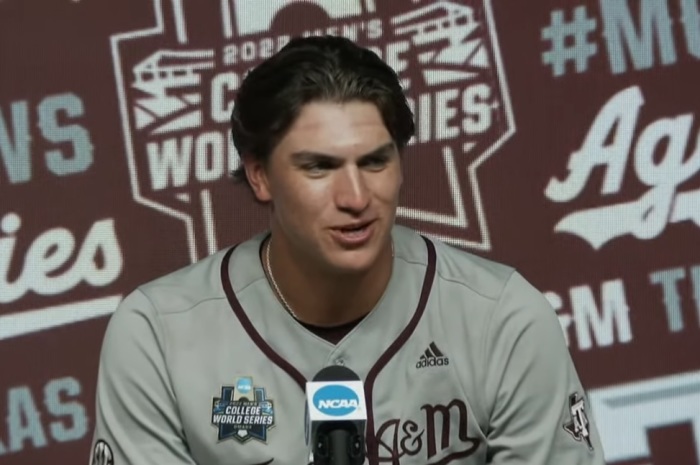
(211, 377, 275, 444)
(563, 392, 594, 451)
(111, 0, 513, 261)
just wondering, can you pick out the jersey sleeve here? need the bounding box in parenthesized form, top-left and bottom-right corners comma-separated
(88, 289, 197, 465)
(482, 272, 607, 465)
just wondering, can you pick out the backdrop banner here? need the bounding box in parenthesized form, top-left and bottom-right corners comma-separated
(1, 0, 699, 463)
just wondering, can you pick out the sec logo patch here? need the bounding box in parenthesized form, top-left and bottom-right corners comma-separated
(91, 439, 114, 465)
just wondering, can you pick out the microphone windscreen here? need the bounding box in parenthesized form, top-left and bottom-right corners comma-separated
(312, 365, 361, 382)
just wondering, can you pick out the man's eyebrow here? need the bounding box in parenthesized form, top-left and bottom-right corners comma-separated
(290, 142, 396, 162)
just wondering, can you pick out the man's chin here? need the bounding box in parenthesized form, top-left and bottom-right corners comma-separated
(328, 249, 385, 275)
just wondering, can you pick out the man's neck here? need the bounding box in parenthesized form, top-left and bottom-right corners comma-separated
(265, 237, 393, 327)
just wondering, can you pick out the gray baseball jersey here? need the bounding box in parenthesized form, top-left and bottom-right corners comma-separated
(89, 225, 606, 465)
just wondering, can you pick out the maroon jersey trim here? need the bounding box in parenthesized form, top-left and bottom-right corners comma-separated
(220, 244, 307, 389)
(220, 235, 437, 463)
(364, 236, 437, 464)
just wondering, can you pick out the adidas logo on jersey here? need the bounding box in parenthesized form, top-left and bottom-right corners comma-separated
(416, 342, 449, 369)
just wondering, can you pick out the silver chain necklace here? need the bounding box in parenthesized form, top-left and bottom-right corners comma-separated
(265, 238, 300, 320)
(264, 237, 395, 321)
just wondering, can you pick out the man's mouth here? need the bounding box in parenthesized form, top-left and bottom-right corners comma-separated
(332, 220, 375, 243)
(337, 223, 370, 235)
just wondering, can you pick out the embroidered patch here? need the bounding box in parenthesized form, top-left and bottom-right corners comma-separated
(211, 376, 275, 443)
(563, 392, 594, 451)
(91, 439, 114, 465)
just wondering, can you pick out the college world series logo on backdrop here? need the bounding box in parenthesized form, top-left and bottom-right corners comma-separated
(111, 0, 514, 261)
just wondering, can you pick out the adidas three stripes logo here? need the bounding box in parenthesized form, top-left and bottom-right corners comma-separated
(416, 342, 450, 369)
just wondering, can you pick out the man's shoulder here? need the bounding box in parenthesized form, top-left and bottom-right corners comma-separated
(429, 235, 550, 323)
(394, 225, 515, 302)
(134, 248, 229, 315)
(434, 240, 515, 302)
(135, 232, 265, 315)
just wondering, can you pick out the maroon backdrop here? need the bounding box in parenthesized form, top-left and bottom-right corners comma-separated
(1, 0, 699, 464)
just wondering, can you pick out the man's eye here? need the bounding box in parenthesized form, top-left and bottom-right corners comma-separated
(362, 157, 388, 169)
(304, 162, 332, 173)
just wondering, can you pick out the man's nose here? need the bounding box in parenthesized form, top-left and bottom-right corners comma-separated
(334, 167, 370, 214)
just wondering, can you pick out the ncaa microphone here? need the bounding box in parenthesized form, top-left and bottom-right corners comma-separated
(305, 365, 367, 465)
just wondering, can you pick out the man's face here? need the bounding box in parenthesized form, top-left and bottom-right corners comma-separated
(246, 100, 403, 274)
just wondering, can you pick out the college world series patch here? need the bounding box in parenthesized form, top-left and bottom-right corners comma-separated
(211, 377, 275, 443)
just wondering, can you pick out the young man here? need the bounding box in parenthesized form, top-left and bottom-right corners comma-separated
(90, 36, 607, 464)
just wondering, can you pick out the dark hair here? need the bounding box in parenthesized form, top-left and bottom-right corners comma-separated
(229, 35, 415, 185)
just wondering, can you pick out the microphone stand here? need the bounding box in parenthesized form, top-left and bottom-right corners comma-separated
(311, 422, 365, 465)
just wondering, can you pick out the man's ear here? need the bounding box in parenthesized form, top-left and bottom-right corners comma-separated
(242, 154, 272, 203)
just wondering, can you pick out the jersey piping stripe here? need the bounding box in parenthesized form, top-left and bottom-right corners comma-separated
(220, 245, 307, 390)
(220, 235, 436, 464)
(364, 235, 436, 465)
